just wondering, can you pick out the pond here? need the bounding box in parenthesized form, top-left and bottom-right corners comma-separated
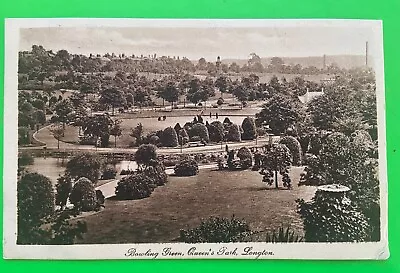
(26, 157, 138, 185)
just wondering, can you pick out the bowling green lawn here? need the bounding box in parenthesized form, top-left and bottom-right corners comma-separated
(76, 166, 316, 244)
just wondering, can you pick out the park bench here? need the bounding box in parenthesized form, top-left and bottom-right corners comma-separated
(188, 141, 206, 147)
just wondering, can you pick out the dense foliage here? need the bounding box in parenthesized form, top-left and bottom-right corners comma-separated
(65, 153, 102, 183)
(279, 136, 302, 166)
(237, 147, 253, 169)
(260, 144, 293, 189)
(135, 144, 158, 170)
(69, 177, 98, 212)
(241, 117, 257, 140)
(162, 127, 179, 147)
(226, 124, 241, 142)
(297, 189, 370, 242)
(189, 123, 210, 143)
(115, 173, 156, 200)
(179, 215, 251, 243)
(174, 159, 199, 176)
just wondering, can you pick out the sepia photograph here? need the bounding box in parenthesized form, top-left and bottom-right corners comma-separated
(3, 19, 388, 259)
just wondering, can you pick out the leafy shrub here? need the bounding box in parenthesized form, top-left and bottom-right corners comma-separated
(209, 121, 224, 142)
(179, 215, 251, 243)
(69, 177, 98, 212)
(256, 127, 266, 137)
(162, 127, 179, 147)
(142, 160, 168, 186)
(55, 175, 72, 208)
(115, 173, 155, 200)
(223, 117, 232, 125)
(265, 226, 304, 243)
(174, 123, 182, 134)
(226, 124, 241, 142)
(297, 188, 370, 242)
(178, 128, 189, 145)
(34, 109, 46, 125)
(241, 117, 257, 140)
(190, 123, 210, 143)
(174, 159, 199, 176)
(101, 166, 117, 180)
(18, 173, 55, 243)
(260, 144, 292, 189)
(18, 126, 30, 145)
(18, 152, 34, 167)
(237, 147, 253, 169)
(217, 97, 224, 106)
(135, 144, 157, 169)
(149, 134, 160, 145)
(66, 153, 102, 183)
(279, 136, 302, 166)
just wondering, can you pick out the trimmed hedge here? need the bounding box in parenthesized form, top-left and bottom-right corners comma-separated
(115, 173, 156, 200)
(279, 136, 302, 166)
(162, 127, 179, 147)
(209, 121, 224, 143)
(190, 123, 210, 143)
(241, 117, 257, 140)
(69, 177, 98, 212)
(174, 159, 199, 176)
(226, 124, 241, 142)
(237, 147, 253, 169)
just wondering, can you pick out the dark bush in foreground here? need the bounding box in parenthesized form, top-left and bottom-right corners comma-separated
(101, 166, 117, 180)
(209, 121, 224, 143)
(66, 153, 102, 183)
(69, 177, 98, 212)
(174, 159, 199, 176)
(18, 152, 34, 167)
(297, 188, 370, 242)
(265, 226, 304, 243)
(115, 173, 155, 200)
(279, 136, 302, 166)
(237, 147, 253, 169)
(142, 160, 168, 186)
(18, 173, 55, 244)
(179, 215, 251, 243)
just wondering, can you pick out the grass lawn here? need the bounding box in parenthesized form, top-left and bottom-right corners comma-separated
(76, 167, 316, 244)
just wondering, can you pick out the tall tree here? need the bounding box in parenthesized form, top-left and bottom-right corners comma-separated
(82, 114, 114, 147)
(256, 95, 305, 135)
(110, 119, 123, 148)
(99, 88, 126, 115)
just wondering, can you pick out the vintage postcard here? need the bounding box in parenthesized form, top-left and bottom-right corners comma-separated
(3, 19, 388, 259)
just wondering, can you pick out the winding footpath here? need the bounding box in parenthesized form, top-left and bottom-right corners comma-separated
(20, 123, 275, 155)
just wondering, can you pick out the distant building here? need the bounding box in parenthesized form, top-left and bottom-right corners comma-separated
(298, 88, 324, 104)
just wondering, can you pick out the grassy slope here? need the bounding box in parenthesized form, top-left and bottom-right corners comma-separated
(77, 167, 316, 244)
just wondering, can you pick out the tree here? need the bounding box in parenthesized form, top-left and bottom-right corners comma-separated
(226, 124, 241, 142)
(49, 124, 65, 149)
(115, 173, 155, 200)
(260, 144, 293, 189)
(17, 173, 55, 244)
(215, 76, 230, 97)
(99, 88, 126, 115)
(279, 136, 302, 166)
(232, 84, 249, 108)
(209, 121, 224, 143)
(130, 123, 144, 146)
(197, 57, 207, 70)
(241, 117, 257, 140)
(299, 132, 379, 240)
(162, 127, 179, 147)
(55, 175, 72, 209)
(157, 81, 180, 110)
(248, 53, 261, 66)
(190, 123, 210, 143)
(53, 99, 74, 132)
(82, 114, 114, 147)
(110, 119, 122, 148)
(135, 144, 158, 170)
(65, 153, 102, 183)
(237, 147, 253, 169)
(69, 177, 98, 212)
(256, 95, 305, 135)
(270, 57, 284, 72)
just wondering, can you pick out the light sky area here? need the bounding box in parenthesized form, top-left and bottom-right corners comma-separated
(19, 26, 376, 61)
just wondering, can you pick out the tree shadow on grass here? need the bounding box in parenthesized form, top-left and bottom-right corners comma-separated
(241, 186, 292, 192)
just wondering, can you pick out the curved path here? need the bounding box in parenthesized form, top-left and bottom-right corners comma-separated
(21, 123, 275, 155)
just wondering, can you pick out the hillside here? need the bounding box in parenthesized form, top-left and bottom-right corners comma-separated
(221, 55, 370, 69)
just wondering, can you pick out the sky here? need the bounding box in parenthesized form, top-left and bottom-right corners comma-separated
(19, 26, 377, 61)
